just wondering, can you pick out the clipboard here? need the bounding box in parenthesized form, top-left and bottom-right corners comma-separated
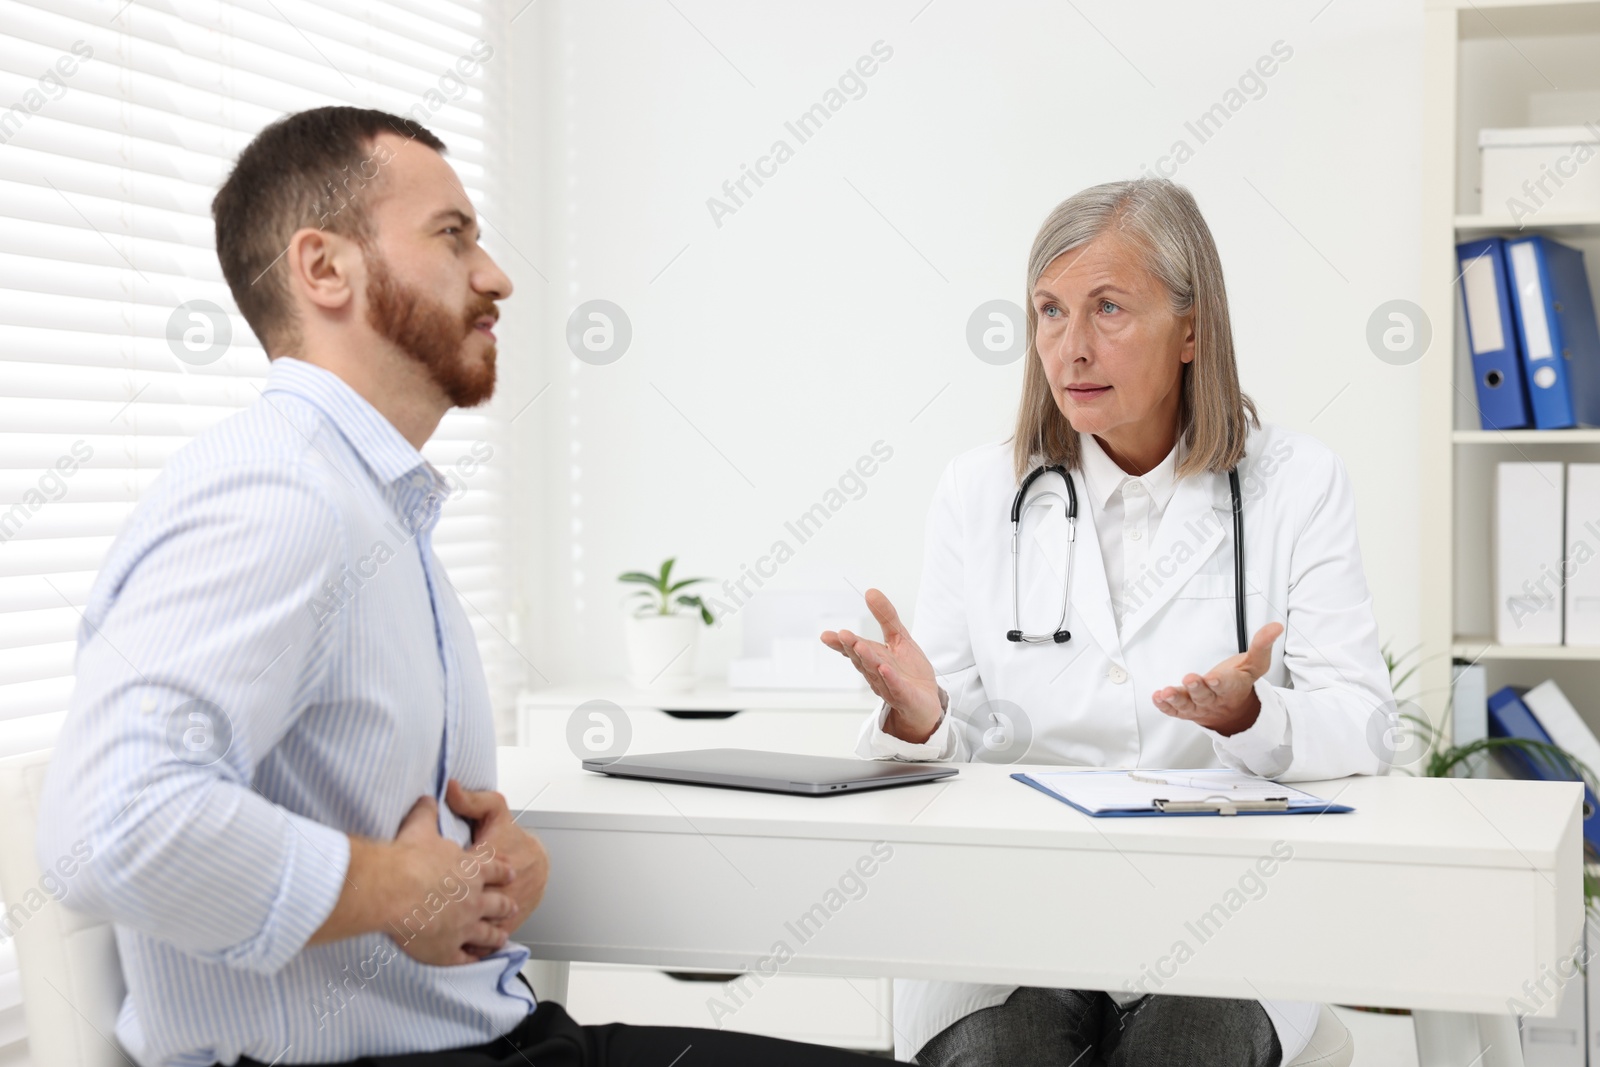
(1012, 768, 1354, 818)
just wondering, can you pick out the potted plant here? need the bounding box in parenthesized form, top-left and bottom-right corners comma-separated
(619, 557, 714, 692)
(1385, 642, 1598, 803)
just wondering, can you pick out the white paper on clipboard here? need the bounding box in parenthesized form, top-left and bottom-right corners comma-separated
(1024, 767, 1332, 814)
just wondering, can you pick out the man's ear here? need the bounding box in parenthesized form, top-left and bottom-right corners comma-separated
(284, 227, 361, 315)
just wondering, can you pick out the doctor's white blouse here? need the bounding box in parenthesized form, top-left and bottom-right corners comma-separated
(853, 422, 1396, 1064)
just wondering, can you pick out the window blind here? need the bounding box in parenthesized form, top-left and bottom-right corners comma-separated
(0, 0, 521, 758)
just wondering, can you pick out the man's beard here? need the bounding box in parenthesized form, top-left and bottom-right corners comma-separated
(364, 252, 498, 408)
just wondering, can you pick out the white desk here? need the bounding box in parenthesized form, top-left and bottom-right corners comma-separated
(502, 748, 1585, 1065)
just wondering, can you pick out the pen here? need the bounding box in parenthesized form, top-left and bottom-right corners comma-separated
(1129, 771, 1253, 790)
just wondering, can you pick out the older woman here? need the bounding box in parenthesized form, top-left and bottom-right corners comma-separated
(822, 178, 1392, 1067)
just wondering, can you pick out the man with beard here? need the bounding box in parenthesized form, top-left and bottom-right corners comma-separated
(36, 107, 883, 1067)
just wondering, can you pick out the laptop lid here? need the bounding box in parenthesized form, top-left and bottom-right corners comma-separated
(581, 748, 958, 795)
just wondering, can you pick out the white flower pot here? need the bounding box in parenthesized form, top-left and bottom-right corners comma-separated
(624, 613, 700, 692)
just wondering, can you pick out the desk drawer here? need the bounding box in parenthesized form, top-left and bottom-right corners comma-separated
(563, 963, 892, 1050)
(516, 705, 868, 760)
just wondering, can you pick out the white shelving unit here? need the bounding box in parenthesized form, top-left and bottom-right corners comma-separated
(1421, 0, 1600, 739)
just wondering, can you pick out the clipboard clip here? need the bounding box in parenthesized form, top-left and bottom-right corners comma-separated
(1152, 796, 1290, 816)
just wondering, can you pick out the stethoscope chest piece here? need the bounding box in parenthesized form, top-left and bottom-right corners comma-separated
(1006, 627, 1070, 644)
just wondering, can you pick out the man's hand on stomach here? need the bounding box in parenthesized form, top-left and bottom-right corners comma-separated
(308, 795, 519, 966)
(446, 778, 550, 959)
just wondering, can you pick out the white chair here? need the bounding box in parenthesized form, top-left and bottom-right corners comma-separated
(1288, 1005, 1354, 1066)
(0, 749, 125, 1067)
(0, 747, 1353, 1067)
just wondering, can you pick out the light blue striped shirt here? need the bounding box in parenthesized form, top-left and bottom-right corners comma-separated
(37, 357, 533, 1067)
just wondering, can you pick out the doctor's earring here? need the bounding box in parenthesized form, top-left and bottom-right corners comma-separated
(955, 699, 1034, 765)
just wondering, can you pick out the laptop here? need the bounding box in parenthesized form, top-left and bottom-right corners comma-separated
(581, 748, 959, 796)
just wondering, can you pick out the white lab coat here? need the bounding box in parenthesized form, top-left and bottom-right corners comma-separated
(854, 422, 1396, 1065)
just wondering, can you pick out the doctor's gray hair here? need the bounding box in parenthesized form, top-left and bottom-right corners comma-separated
(1011, 178, 1258, 481)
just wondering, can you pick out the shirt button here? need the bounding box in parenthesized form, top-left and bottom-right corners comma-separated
(1129, 528, 1142, 541)
(1108, 665, 1128, 684)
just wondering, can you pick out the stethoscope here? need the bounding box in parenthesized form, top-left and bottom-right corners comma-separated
(1007, 464, 1248, 655)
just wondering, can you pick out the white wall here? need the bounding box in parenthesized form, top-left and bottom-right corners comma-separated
(506, 0, 1425, 688)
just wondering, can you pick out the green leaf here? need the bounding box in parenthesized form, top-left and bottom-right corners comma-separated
(677, 594, 714, 626)
(1381, 639, 1424, 694)
(1391, 663, 1421, 693)
(621, 561, 715, 618)
(1423, 735, 1600, 793)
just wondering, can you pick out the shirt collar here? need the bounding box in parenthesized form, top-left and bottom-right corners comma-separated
(1078, 432, 1183, 511)
(261, 356, 440, 491)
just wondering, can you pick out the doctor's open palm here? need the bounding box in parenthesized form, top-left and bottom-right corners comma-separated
(1152, 621, 1286, 735)
(821, 588, 945, 744)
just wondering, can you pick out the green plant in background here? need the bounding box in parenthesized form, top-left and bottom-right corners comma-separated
(1383, 640, 1600, 908)
(619, 557, 714, 624)
(1382, 640, 1423, 702)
